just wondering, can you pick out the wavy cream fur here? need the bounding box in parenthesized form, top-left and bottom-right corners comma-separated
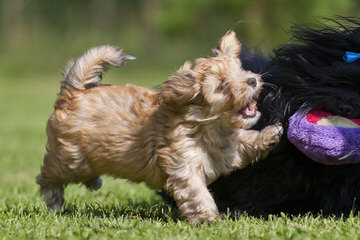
(36, 31, 282, 223)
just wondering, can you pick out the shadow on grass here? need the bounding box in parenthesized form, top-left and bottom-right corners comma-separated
(60, 199, 181, 222)
(2, 198, 180, 223)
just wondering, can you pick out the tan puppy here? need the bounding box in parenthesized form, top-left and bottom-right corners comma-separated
(36, 31, 282, 223)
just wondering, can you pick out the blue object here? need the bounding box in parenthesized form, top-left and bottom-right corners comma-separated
(343, 51, 360, 63)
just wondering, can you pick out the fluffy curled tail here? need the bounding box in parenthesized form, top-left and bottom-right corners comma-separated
(62, 45, 135, 90)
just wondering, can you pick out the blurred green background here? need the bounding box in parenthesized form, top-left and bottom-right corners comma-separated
(1, 0, 360, 79)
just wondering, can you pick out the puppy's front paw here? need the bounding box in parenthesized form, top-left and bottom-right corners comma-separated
(185, 209, 220, 224)
(259, 123, 283, 150)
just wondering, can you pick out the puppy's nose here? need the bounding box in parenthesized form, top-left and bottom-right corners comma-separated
(247, 77, 257, 87)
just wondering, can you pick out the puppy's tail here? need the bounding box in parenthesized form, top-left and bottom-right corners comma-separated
(62, 45, 135, 90)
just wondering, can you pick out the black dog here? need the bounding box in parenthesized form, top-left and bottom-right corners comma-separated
(209, 17, 360, 217)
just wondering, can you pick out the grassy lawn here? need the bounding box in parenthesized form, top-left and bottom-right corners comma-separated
(1, 71, 360, 239)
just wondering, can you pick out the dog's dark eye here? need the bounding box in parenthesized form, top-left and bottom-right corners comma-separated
(218, 82, 229, 91)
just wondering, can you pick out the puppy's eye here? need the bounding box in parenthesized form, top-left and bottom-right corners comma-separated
(217, 81, 229, 91)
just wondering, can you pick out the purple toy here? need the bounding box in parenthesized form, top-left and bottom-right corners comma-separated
(288, 109, 360, 164)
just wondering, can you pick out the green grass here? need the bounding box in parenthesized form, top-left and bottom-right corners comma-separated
(1, 72, 360, 239)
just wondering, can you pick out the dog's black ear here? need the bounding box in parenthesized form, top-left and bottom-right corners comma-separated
(213, 30, 241, 59)
(157, 61, 200, 107)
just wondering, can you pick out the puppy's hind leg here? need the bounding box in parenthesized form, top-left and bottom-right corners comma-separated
(82, 176, 103, 191)
(36, 173, 65, 211)
(36, 154, 70, 211)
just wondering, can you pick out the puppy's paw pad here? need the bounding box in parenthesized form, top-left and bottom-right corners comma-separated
(272, 123, 283, 139)
(187, 212, 220, 224)
(261, 124, 283, 148)
(84, 177, 103, 191)
(49, 202, 63, 212)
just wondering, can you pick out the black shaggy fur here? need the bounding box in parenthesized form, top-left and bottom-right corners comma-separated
(209, 17, 360, 217)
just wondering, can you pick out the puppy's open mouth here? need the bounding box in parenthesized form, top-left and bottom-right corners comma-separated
(238, 104, 257, 118)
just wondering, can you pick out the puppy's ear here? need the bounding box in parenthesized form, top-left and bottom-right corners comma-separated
(213, 30, 241, 58)
(157, 61, 200, 107)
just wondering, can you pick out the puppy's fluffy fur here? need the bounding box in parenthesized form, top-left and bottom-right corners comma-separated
(36, 31, 282, 223)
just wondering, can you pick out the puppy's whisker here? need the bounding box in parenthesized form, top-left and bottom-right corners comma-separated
(260, 72, 269, 76)
(263, 82, 278, 90)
